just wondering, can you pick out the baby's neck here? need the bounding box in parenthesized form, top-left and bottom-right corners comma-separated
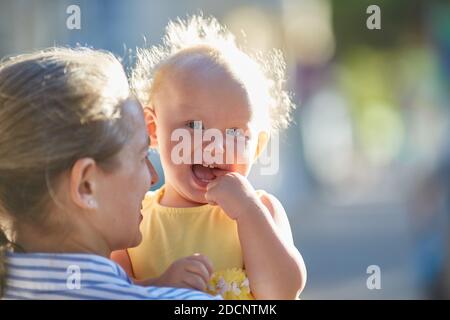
(159, 184, 205, 208)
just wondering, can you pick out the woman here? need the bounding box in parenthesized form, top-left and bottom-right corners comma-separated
(0, 47, 219, 300)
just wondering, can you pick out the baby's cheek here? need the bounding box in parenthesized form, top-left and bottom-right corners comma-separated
(233, 142, 256, 165)
(223, 138, 247, 161)
(235, 163, 252, 177)
(162, 141, 179, 165)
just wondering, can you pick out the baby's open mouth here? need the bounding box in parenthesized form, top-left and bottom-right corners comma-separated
(191, 164, 218, 183)
(191, 163, 231, 184)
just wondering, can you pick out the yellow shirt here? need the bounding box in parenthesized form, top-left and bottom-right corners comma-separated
(128, 186, 254, 299)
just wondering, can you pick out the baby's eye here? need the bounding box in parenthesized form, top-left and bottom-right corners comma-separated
(187, 120, 205, 130)
(226, 128, 245, 137)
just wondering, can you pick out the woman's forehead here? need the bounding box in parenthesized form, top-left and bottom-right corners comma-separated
(121, 99, 148, 144)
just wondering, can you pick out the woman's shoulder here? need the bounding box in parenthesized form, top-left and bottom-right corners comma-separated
(3, 251, 221, 300)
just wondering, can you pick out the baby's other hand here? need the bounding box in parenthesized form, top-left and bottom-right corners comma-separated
(154, 253, 213, 292)
(205, 171, 259, 220)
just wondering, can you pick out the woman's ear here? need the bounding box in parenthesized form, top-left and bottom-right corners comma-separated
(69, 158, 98, 210)
(254, 131, 269, 160)
(143, 106, 158, 148)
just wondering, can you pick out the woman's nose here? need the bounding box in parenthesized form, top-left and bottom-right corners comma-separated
(146, 158, 159, 187)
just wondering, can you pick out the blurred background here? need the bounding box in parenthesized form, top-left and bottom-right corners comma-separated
(1, 0, 449, 299)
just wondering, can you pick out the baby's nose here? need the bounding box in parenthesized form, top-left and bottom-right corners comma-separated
(204, 139, 225, 154)
(202, 137, 226, 165)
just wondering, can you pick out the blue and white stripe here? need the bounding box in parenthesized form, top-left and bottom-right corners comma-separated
(2, 252, 221, 300)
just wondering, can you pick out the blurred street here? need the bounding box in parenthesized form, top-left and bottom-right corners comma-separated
(294, 201, 421, 299)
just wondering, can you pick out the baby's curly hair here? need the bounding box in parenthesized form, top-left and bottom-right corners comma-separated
(131, 14, 295, 132)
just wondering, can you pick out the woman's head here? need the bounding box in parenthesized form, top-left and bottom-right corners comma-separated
(0, 48, 157, 268)
(132, 15, 294, 205)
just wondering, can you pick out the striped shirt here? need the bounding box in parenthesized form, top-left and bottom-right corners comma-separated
(2, 252, 222, 300)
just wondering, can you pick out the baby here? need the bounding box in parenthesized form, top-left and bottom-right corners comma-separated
(112, 15, 306, 299)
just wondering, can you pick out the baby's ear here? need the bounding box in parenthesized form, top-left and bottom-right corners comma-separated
(143, 106, 158, 148)
(254, 131, 269, 160)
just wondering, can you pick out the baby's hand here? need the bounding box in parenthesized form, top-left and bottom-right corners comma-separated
(153, 254, 213, 292)
(205, 171, 259, 220)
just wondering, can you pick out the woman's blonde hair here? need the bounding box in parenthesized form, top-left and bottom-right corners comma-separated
(0, 47, 133, 296)
(131, 14, 295, 132)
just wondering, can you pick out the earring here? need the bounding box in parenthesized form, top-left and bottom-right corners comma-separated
(88, 199, 96, 208)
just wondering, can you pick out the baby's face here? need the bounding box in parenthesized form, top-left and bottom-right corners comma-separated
(152, 65, 264, 204)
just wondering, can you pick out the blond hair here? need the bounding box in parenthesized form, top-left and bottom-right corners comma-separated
(0, 47, 133, 296)
(131, 14, 295, 132)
